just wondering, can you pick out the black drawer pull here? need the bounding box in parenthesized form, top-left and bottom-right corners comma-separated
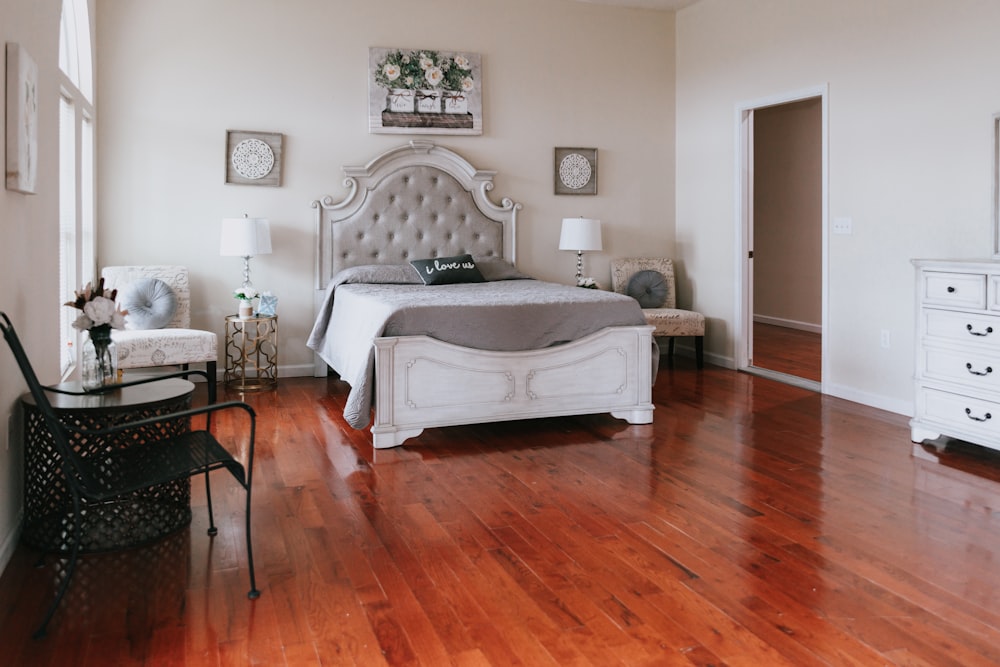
(947, 286, 956, 293)
(966, 363, 993, 376)
(965, 408, 992, 422)
(967, 324, 994, 337)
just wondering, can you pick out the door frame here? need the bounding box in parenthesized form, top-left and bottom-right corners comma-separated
(734, 84, 829, 389)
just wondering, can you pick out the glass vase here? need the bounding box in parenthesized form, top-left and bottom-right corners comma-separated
(81, 326, 118, 390)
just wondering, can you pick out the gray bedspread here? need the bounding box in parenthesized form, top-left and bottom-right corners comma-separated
(307, 263, 656, 429)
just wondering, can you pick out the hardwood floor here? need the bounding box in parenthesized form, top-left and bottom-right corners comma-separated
(753, 322, 822, 382)
(3, 361, 1000, 665)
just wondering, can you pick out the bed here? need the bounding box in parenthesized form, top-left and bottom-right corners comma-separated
(308, 140, 655, 448)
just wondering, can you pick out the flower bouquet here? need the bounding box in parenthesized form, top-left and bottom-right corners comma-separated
(65, 278, 127, 389)
(234, 286, 259, 319)
(576, 277, 600, 289)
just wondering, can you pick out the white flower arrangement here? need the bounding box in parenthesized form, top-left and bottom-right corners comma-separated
(64, 279, 127, 332)
(577, 277, 600, 289)
(233, 286, 259, 301)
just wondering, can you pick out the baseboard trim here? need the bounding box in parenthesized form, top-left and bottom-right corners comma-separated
(753, 315, 821, 334)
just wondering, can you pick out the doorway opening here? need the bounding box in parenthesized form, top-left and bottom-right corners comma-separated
(736, 87, 828, 391)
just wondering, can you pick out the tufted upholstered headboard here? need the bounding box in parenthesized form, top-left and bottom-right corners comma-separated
(312, 140, 522, 290)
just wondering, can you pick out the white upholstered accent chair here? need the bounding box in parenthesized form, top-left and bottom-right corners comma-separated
(611, 258, 705, 368)
(101, 266, 218, 400)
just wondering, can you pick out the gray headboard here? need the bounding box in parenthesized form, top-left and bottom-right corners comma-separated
(312, 140, 522, 289)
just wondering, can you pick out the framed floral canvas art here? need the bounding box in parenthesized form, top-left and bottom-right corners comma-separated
(368, 47, 482, 136)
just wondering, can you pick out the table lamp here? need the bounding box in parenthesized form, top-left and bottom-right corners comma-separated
(220, 214, 272, 291)
(558, 217, 602, 282)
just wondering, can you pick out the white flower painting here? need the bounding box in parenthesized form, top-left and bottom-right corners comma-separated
(368, 47, 482, 136)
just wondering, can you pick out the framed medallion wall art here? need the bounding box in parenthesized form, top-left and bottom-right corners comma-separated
(554, 147, 597, 195)
(225, 130, 283, 186)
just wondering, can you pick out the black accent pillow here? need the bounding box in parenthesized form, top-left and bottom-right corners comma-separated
(626, 269, 668, 308)
(409, 254, 485, 285)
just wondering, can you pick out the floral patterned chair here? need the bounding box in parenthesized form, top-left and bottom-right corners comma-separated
(101, 266, 217, 400)
(611, 258, 705, 368)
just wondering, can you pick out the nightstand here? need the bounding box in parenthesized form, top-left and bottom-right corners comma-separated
(224, 314, 277, 391)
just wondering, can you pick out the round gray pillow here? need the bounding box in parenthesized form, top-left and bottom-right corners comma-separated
(120, 278, 177, 329)
(626, 269, 668, 308)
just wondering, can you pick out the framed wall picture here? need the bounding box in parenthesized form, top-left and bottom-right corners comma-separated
(256, 293, 277, 317)
(6, 43, 38, 194)
(554, 147, 597, 195)
(994, 113, 1000, 258)
(225, 130, 283, 186)
(368, 47, 482, 136)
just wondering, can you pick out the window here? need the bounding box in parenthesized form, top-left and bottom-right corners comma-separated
(58, 0, 94, 377)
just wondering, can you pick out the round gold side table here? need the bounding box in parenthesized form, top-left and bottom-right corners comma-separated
(224, 314, 278, 392)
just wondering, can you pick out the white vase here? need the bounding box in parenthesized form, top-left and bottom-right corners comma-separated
(416, 89, 442, 113)
(442, 91, 468, 114)
(386, 88, 414, 113)
(239, 301, 254, 319)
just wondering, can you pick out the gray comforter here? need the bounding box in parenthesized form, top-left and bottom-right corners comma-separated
(307, 262, 654, 429)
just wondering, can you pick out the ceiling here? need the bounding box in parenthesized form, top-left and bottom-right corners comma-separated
(575, 0, 700, 10)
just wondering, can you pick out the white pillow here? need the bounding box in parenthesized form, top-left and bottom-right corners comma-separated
(120, 278, 177, 329)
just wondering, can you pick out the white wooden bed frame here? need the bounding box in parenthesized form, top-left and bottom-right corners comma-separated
(313, 141, 654, 448)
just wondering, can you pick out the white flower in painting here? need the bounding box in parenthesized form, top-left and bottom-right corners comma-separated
(419, 54, 434, 70)
(383, 63, 401, 81)
(424, 66, 443, 87)
(83, 296, 119, 326)
(454, 55, 470, 69)
(461, 77, 474, 92)
(404, 75, 414, 87)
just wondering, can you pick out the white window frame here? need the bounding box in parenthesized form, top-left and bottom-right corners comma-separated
(58, 0, 95, 378)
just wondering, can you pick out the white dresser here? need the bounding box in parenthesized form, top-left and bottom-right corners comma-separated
(912, 259, 1000, 452)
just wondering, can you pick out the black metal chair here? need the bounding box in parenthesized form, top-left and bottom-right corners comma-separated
(0, 312, 260, 638)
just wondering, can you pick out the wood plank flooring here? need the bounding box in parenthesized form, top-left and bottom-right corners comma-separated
(753, 322, 822, 382)
(2, 360, 1000, 665)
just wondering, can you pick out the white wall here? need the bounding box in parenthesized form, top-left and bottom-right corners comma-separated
(0, 0, 64, 574)
(96, 0, 677, 377)
(676, 0, 1000, 413)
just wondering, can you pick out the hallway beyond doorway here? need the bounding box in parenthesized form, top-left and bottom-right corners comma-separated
(753, 322, 821, 383)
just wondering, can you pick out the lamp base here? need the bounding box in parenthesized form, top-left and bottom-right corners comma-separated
(241, 256, 254, 290)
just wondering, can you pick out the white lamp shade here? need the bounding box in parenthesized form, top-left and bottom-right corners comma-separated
(558, 217, 603, 252)
(220, 217, 272, 257)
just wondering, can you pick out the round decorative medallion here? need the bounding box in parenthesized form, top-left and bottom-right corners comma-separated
(558, 152, 593, 190)
(231, 138, 275, 180)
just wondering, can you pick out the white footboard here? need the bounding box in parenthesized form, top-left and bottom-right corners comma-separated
(371, 325, 655, 448)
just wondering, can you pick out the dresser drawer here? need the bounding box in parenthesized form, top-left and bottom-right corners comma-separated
(921, 271, 986, 309)
(923, 308, 1000, 348)
(920, 388, 1000, 441)
(923, 346, 1000, 390)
